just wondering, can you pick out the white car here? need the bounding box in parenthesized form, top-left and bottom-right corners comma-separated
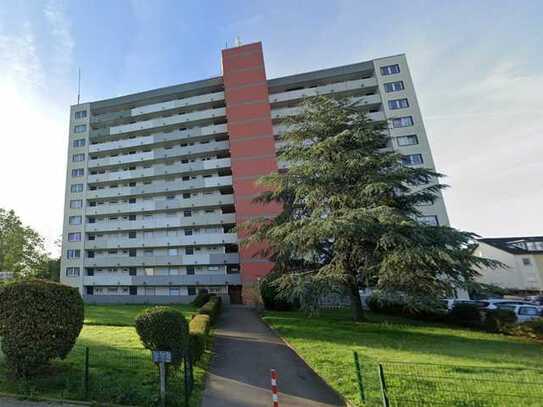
(476, 299, 533, 310)
(495, 304, 542, 322)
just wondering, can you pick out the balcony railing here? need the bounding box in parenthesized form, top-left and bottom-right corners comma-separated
(85, 252, 240, 267)
(87, 233, 238, 250)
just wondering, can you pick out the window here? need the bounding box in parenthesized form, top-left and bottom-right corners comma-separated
(186, 266, 195, 275)
(144, 267, 154, 276)
(184, 229, 193, 236)
(391, 116, 414, 128)
(73, 138, 86, 148)
(129, 249, 137, 257)
(74, 110, 87, 119)
(144, 287, 156, 296)
(183, 193, 190, 199)
(388, 98, 409, 110)
(72, 153, 85, 162)
(66, 249, 80, 259)
(418, 216, 439, 226)
(166, 195, 175, 200)
(170, 287, 181, 296)
(74, 124, 87, 133)
(71, 184, 84, 193)
(69, 216, 82, 225)
(68, 232, 81, 241)
(128, 231, 137, 239)
(522, 258, 532, 266)
(380, 64, 400, 75)
(183, 209, 192, 217)
(129, 267, 137, 276)
(86, 268, 94, 276)
(129, 215, 136, 221)
(397, 135, 419, 146)
(383, 81, 405, 93)
(128, 198, 136, 204)
(188, 286, 196, 296)
(65, 267, 80, 277)
(401, 154, 424, 166)
(72, 168, 84, 177)
(70, 199, 83, 208)
(185, 247, 194, 255)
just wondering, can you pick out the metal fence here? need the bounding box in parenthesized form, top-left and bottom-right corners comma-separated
(353, 352, 543, 407)
(0, 344, 195, 406)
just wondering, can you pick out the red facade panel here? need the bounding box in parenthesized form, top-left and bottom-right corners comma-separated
(222, 42, 280, 302)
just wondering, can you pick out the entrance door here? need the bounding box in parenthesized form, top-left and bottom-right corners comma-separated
(228, 285, 243, 305)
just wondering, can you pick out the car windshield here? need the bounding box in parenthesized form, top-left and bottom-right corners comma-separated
(519, 307, 539, 316)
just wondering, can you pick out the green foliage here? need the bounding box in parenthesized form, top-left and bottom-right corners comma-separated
(367, 290, 446, 321)
(506, 318, 543, 340)
(191, 290, 211, 307)
(466, 281, 508, 300)
(483, 309, 517, 332)
(242, 96, 501, 320)
(198, 297, 222, 324)
(189, 314, 210, 361)
(448, 303, 482, 327)
(134, 306, 188, 366)
(0, 279, 84, 377)
(0, 208, 49, 278)
(259, 271, 299, 311)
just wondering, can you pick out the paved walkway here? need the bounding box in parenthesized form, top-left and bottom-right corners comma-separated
(201, 306, 344, 407)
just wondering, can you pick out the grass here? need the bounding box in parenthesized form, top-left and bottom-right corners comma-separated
(0, 303, 211, 407)
(263, 310, 543, 406)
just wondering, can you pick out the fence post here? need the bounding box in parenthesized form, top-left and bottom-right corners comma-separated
(84, 347, 89, 399)
(378, 364, 389, 407)
(184, 355, 190, 407)
(353, 351, 365, 402)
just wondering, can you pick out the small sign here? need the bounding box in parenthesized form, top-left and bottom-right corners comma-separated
(152, 351, 172, 363)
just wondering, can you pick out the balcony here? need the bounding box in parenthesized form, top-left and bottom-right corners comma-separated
(86, 252, 240, 267)
(87, 157, 231, 184)
(88, 232, 238, 250)
(88, 124, 228, 154)
(86, 194, 235, 216)
(86, 212, 236, 233)
(82, 272, 240, 287)
(269, 77, 379, 104)
(87, 175, 233, 200)
(131, 91, 225, 116)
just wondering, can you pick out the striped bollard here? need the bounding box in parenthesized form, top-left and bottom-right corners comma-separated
(271, 369, 279, 406)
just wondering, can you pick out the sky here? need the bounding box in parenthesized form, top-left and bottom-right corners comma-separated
(0, 0, 542, 256)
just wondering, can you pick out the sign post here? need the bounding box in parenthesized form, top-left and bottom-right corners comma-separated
(152, 351, 172, 407)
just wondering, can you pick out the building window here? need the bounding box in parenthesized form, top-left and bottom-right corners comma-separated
(71, 184, 84, 193)
(169, 287, 180, 296)
(166, 195, 175, 200)
(384, 80, 404, 93)
(388, 98, 409, 110)
(145, 287, 156, 296)
(68, 232, 81, 241)
(65, 267, 80, 277)
(72, 168, 85, 177)
(69, 216, 82, 225)
(70, 199, 83, 208)
(184, 229, 193, 236)
(188, 286, 196, 296)
(185, 247, 194, 255)
(397, 135, 419, 146)
(183, 193, 190, 199)
(73, 138, 86, 148)
(144, 267, 154, 276)
(129, 267, 137, 276)
(391, 116, 414, 128)
(417, 216, 439, 226)
(187, 266, 195, 275)
(74, 124, 87, 133)
(183, 209, 192, 217)
(522, 258, 531, 266)
(72, 153, 85, 162)
(67, 249, 80, 259)
(380, 64, 400, 76)
(74, 110, 87, 119)
(401, 154, 424, 166)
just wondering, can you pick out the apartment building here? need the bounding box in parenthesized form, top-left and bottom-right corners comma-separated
(61, 41, 449, 304)
(476, 237, 543, 293)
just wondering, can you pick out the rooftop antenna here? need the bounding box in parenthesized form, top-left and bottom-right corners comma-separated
(77, 68, 81, 104)
(234, 36, 241, 47)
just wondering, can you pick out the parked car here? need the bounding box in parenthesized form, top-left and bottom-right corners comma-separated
(495, 304, 542, 322)
(475, 299, 533, 310)
(526, 295, 543, 306)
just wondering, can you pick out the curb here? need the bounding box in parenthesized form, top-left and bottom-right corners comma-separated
(260, 315, 358, 407)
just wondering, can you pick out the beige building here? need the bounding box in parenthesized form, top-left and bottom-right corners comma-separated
(476, 237, 543, 293)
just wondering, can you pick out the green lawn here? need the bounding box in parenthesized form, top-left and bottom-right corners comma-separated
(84, 303, 197, 326)
(263, 310, 543, 406)
(0, 303, 209, 407)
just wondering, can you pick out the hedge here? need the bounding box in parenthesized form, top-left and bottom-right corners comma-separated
(507, 318, 543, 340)
(483, 309, 517, 332)
(0, 279, 84, 377)
(189, 314, 211, 361)
(135, 306, 188, 367)
(448, 303, 482, 327)
(198, 296, 222, 324)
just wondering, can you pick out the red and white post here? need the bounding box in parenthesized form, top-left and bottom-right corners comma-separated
(271, 369, 279, 407)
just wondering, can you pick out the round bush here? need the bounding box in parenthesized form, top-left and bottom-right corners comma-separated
(135, 306, 188, 366)
(483, 309, 517, 332)
(0, 279, 84, 377)
(259, 272, 298, 311)
(448, 303, 482, 327)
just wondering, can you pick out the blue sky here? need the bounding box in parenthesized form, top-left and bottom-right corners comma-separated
(0, 0, 542, 254)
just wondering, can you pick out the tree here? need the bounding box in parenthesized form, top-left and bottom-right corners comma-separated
(0, 208, 49, 278)
(242, 97, 498, 321)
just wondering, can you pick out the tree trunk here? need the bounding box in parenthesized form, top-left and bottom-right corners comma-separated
(347, 277, 365, 322)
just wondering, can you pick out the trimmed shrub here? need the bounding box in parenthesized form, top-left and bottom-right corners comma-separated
(483, 309, 517, 332)
(259, 272, 298, 311)
(448, 303, 482, 327)
(191, 290, 211, 307)
(507, 318, 543, 340)
(189, 314, 211, 361)
(135, 306, 188, 366)
(0, 279, 84, 377)
(198, 296, 222, 324)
